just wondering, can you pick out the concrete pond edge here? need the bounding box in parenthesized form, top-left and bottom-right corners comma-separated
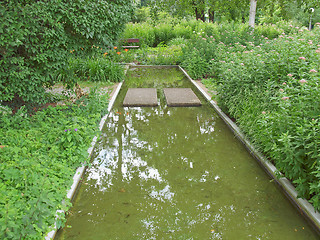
(45, 66, 128, 240)
(178, 65, 320, 234)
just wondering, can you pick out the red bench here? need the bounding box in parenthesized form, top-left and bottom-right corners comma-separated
(122, 38, 140, 49)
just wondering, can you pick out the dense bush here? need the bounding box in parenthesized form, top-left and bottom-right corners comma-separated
(121, 22, 156, 47)
(179, 21, 306, 79)
(0, 91, 109, 239)
(205, 24, 320, 209)
(154, 23, 176, 46)
(180, 37, 217, 79)
(0, 0, 133, 104)
(131, 6, 150, 23)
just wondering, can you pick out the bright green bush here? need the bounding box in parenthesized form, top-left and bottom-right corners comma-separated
(132, 6, 150, 23)
(0, 0, 132, 104)
(275, 20, 303, 35)
(121, 22, 155, 47)
(132, 44, 183, 65)
(167, 37, 189, 47)
(173, 24, 193, 39)
(254, 24, 283, 39)
(0, 91, 109, 239)
(180, 35, 220, 79)
(154, 23, 175, 46)
(181, 50, 210, 79)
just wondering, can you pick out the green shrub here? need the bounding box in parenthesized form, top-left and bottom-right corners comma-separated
(254, 24, 283, 39)
(180, 36, 218, 79)
(154, 23, 175, 46)
(210, 24, 320, 210)
(132, 6, 150, 23)
(167, 37, 189, 47)
(0, 0, 132, 104)
(275, 20, 303, 34)
(133, 44, 183, 65)
(181, 50, 210, 79)
(0, 91, 109, 239)
(121, 22, 155, 47)
(173, 24, 193, 39)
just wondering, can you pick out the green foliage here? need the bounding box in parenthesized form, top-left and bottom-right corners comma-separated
(122, 22, 155, 47)
(167, 37, 189, 46)
(121, 19, 299, 50)
(132, 6, 151, 23)
(154, 23, 176, 46)
(204, 23, 320, 209)
(255, 24, 283, 39)
(0, 0, 133, 104)
(180, 37, 216, 79)
(0, 91, 109, 239)
(129, 44, 183, 65)
(173, 24, 193, 39)
(179, 21, 306, 79)
(61, 55, 125, 83)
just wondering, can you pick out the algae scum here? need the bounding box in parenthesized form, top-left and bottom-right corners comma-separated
(56, 67, 318, 239)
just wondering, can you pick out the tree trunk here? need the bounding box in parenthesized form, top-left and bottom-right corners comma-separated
(249, 0, 257, 28)
(195, 8, 205, 21)
(200, 9, 205, 21)
(209, 8, 215, 22)
(193, 0, 205, 22)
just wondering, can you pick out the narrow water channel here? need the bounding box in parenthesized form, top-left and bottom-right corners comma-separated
(56, 67, 318, 239)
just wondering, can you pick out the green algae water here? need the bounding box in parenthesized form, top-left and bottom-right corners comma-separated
(56, 67, 319, 240)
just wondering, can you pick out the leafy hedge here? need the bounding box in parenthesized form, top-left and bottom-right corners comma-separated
(0, 91, 109, 239)
(0, 0, 133, 104)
